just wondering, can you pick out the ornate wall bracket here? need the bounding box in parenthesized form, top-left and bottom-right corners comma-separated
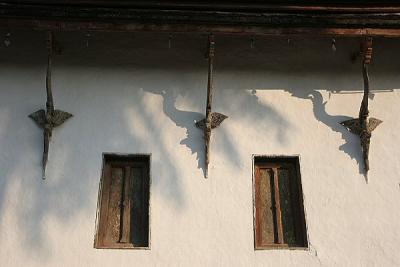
(340, 37, 382, 174)
(195, 34, 228, 178)
(29, 32, 73, 180)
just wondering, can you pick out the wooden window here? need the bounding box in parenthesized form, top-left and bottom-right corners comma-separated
(95, 154, 150, 249)
(254, 156, 307, 249)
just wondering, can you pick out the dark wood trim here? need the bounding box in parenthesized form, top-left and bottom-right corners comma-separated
(294, 159, 308, 248)
(2, 18, 400, 37)
(95, 163, 112, 248)
(254, 166, 261, 248)
(272, 167, 284, 244)
(254, 157, 308, 249)
(288, 165, 303, 246)
(119, 166, 131, 243)
(3, 1, 400, 12)
(2, 2, 400, 37)
(94, 154, 150, 249)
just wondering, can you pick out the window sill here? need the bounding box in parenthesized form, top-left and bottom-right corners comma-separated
(255, 244, 308, 251)
(94, 245, 151, 250)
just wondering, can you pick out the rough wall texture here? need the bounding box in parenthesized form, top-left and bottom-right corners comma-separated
(0, 31, 399, 267)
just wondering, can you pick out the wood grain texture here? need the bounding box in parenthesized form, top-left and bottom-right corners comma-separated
(3, 2, 400, 36)
(95, 155, 150, 249)
(255, 168, 275, 247)
(254, 159, 307, 249)
(28, 32, 72, 180)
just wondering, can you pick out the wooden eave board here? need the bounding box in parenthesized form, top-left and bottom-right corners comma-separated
(2, 1, 400, 37)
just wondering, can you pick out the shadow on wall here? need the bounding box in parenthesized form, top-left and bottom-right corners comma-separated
(0, 70, 94, 258)
(143, 87, 206, 175)
(286, 89, 364, 174)
(0, 31, 399, 256)
(142, 84, 284, 176)
(213, 35, 400, 175)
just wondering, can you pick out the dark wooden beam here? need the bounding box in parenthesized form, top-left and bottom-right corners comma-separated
(2, 3, 400, 27)
(3, 1, 400, 12)
(2, 2, 400, 37)
(3, 19, 400, 37)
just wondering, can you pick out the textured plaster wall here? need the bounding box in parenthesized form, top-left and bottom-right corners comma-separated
(0, 31, 400, 267)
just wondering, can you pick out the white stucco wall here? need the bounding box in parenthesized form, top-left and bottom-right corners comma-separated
(0, 31, 400, 267)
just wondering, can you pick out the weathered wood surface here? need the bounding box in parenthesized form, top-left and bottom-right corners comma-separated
(95, 156, 150, 249)
(3, 2, 400, 36)
(195, 35, 228, 178)
(3, 3, 400, 26)
(4, 1, 400, 17)
(254, 161, 307, 249)
(204, 34, 214, 178)
(255, 167, 275, 247)
(28, 32, 72, 180)
(4, 1, 400, 11)
(272, 168, 284, 244)
(119, 166, 131, 243)
(195, 112, 227, 131)
(340, 37, 382, 174)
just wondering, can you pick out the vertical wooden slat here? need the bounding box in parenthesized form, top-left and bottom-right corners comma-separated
(273, 167, 284, 244)
(95, 156, 151, 248)
(254, 159, 308, 249)
(255, 166, 261, 247)
(131, 167, 147, 246)
(278, 167, 297, 245)
(141, 164, 150, 246)
(288, 165, 303, 246)
(255, 167, 275, 248)
(294, 162, 308, 247)
(97, 163, 112, 247)
(119, 166, 131, 243)
(105, 167, 123, 244)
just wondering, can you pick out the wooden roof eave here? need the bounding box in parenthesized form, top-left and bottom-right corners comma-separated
(2, 2, 400, 37)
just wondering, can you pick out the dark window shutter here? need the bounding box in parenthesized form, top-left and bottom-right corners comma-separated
(95, 155, 150, 249)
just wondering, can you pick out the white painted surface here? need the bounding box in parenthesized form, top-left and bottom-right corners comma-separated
(0, 31, 400, 267)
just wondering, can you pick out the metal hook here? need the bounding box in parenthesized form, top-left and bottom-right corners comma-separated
(168, 33, 173, 49)
(331, 38, 337, 52)
(250, 36, 255, 49)
(4, 32, 11, 47)
(85, 32, 91, 48)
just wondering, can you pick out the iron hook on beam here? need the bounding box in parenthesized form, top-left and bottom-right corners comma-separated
(29, 31, 73, 180)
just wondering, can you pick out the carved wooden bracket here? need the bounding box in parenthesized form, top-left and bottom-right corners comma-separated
(195, 34, 228, 178)
(340, 37, 382, 174)
(29, 32, 73, 180)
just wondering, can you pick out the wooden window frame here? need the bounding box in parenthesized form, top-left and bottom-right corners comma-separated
(253, 155, 308, 250)
(94, 153, 151, 250)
